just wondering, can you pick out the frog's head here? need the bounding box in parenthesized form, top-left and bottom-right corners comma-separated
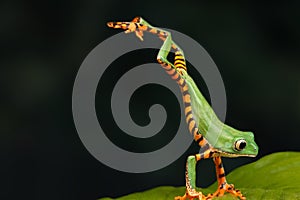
(213, 129, 259, 158)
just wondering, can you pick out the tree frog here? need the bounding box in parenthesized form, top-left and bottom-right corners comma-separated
(107, 17, 259, 200)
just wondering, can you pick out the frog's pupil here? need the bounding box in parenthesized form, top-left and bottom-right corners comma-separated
(235, 139, 247, 151)
(239, 141, 246, 149)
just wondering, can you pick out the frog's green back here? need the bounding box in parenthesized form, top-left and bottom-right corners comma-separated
(183, 71, 258, 157)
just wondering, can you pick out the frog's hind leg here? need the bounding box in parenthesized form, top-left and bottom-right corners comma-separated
(109, 17, 185, 79)
(207, 156, 246, 200)
(107, 16, 163, 41)
(107, 17, 187, 69)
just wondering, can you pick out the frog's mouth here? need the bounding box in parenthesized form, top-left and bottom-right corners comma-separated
(216, 149, 257, 158)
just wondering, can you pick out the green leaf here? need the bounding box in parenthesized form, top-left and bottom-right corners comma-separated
(100, 152, 300, 199)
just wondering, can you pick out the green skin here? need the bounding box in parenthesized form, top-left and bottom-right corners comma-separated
(156, 23, 259, 158)
(183, 71, 258, 157)
(183, 69, 259, 190)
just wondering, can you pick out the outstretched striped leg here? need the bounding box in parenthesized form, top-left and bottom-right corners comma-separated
(107, 17, 148, 41)
(205, 157, 246, 200)
(107, 16, 187, 70)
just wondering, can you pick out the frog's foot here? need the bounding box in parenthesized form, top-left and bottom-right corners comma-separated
(107, 17, 145, 41)
(207, 183, 246, 200)
(174, 189, 205, 200)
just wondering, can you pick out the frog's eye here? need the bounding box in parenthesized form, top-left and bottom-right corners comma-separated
(234, 139, 247, 151)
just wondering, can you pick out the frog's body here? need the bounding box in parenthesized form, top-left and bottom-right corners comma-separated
(107, 17, 258, 200)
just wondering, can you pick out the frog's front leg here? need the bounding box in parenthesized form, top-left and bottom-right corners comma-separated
(175, 148, 214, 200)
(207, 157, 246, 200)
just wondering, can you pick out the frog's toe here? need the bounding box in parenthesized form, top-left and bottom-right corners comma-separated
(174, 195, 186, 200)
(211, 183, 246, 200)
(225, 184, 246, 199)
(175, 190, 204, 200)
(134, 30, 144, 41)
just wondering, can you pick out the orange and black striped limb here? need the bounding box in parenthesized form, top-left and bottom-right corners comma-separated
(107, 17, 187, 72)
(107, 17, 211, 151)
(174, 51, 187, 72)
(203, 156, 246, 200)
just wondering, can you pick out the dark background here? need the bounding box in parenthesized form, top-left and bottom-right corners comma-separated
(2, 1, 300, 200)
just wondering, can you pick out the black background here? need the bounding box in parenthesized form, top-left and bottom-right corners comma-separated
(2, 1, 300, 200)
